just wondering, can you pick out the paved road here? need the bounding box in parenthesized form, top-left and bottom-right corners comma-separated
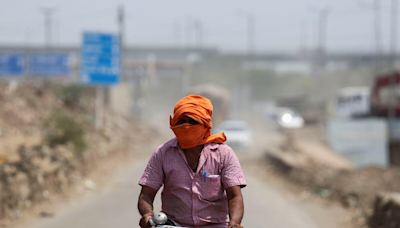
(28, 155, 318, 228)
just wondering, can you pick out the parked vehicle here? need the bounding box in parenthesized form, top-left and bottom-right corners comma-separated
(336, 87, 371, 118)
(334, 72, 400, 118)
(215, 120, 252, 149)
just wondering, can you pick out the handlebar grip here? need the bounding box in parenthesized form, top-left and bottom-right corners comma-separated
(149, 218, 156, 227)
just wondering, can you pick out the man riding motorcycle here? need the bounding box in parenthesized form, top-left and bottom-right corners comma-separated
(138, 95, 246, 228)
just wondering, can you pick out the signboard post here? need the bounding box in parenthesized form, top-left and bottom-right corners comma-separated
(0, 54, 26, 76)
(80, 32, 121, 129)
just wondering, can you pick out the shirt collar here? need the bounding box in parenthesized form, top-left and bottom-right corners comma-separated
(170, 138, 220, 151)
(171, 138, 179, 148)
(207, 143, 220, 151)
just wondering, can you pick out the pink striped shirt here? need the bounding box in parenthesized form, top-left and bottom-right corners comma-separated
(139, 138, 246, 228)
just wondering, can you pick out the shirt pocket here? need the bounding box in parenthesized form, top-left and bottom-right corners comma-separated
(201, 175, 223, 201)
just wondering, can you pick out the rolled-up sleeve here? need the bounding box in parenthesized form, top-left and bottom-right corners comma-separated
(138, 147, 164, 191)
(221, 149, 247, 190)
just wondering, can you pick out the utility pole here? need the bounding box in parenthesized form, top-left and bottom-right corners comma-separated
(299, 22, 308, 52)
(184, 17, 204, 49)
(317, 8, 329, 53)
(25, 29, 32, 47)
(245, 13, 255, 119)
(389, 0, 398, 120)
(236, 11, 256, 61)
(358, 0, 383, 71)
(317, 7, 330, 71)
(374, 0, 383, 68)
(237, 11, 256, 119)
(118, 5, 125, 81)
(40, 7, 55, 49)
(185, 16, 193, 49)
(247, 13, 256, 60)
(390, 0, 398, 68)
(173, 22, 181, 47)
(194, 19, 203, 49)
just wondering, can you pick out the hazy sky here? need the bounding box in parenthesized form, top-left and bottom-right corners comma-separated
(0, 0, 398, 53)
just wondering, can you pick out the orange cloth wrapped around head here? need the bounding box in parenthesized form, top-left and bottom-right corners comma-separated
(170, 95, 226, 149)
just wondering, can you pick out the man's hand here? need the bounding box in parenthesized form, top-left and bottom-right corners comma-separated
(228, 220, 244, 228)
(139, 214, 153, 228)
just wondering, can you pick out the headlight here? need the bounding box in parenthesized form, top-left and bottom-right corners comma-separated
(281, 113, 293, 123)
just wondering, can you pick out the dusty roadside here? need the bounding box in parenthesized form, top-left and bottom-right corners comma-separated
(13, 142, 353, 228)
(241, 160, 356, 228)
(234, 124, 358, 228)
(9, 128, 357, 228)
(0, 81, 170, 228)
(261, 126, 400, 228)
(10, 131, 168, 228)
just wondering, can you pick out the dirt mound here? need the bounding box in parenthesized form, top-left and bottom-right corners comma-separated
(291, 164, 400, 209)
(0, 81, 94, 134)
(266, 133, 400, 227)
(0, 80, 159, 225)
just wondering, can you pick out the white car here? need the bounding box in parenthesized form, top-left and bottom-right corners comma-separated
(215, 120, 252, 149)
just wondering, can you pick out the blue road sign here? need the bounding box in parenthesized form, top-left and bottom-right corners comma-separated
(80, 32, 120, 86)
(0, 54, 26, 76)
(30, 54, 70, 77)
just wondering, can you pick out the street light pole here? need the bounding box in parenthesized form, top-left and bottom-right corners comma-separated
(118, 5, 125, 81)
(317, 7, 330, 71)
(237, 11, 256, 61)
(194, 19, 203, 49)
(173, 21, 181, 47)
(247, 13, 256, 60)
(389, 0, 398, 120)
(237, 11, 256, 119)
(374, 0, 383, 68)
(390, 0, 398, 68)
(357, 0, 383, 72)
(40, 7, 55, 49)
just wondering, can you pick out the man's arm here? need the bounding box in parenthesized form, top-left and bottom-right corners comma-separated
(226, 185, 244, 228)
(138, 186, 158, 228)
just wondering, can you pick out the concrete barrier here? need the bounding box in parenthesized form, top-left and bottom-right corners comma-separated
(327, 118, 388, 167)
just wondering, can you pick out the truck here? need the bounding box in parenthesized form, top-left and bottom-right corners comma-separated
(333, 71, 400, 166)
(336, 72, 400, 118)
(371, 71, 400, 116)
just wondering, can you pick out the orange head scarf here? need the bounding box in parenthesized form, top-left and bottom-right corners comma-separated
(170, 95, 226, 149)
